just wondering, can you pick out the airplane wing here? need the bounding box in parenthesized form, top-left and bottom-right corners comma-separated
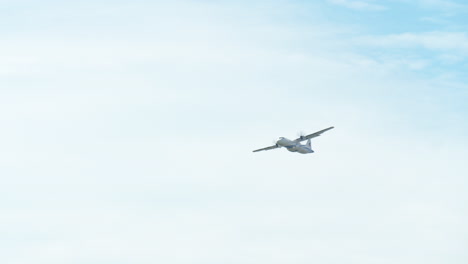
(252, 144, 280, 152)
(294, 126, 334, 142)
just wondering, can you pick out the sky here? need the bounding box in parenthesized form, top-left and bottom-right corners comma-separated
(0, 0, 467, 263)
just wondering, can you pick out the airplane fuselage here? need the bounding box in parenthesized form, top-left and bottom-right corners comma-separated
(252, 126, 333, 154)
(277, 137, 314, 154)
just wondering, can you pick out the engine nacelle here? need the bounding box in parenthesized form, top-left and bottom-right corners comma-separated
(276, 137, 295, 147)
(286, 147, 297, 152)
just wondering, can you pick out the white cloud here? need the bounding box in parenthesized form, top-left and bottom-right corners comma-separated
(356, 31, 468, 55)
(328, 0, 387, 11)
(415, 0, 466, 10)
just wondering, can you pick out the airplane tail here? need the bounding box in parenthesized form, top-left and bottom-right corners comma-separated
(306, 139, 314, 153)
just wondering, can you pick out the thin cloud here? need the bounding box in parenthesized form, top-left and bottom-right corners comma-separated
(356, 32, 468, 55)
(328, 0, 387, 11)
(415, 0, 467, 10)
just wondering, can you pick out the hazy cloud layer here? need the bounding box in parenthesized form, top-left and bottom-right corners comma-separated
(1, 1, 467, 264)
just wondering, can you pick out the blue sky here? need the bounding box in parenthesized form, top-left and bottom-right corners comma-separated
(1, 0, 467, 263)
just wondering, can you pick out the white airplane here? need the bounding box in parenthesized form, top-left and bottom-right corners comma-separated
(253, 126, 334, 154)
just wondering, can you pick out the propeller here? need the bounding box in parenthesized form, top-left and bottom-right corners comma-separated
(297, 131, 306, 141)
(272, 139, 279, 147)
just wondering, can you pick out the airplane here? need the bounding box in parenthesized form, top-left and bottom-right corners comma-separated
(253, 126, 334, 154)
